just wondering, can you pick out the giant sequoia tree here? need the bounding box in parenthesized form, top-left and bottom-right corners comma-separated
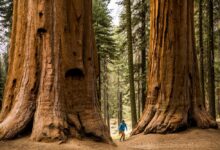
(132, 0, 218, 135)
(0, 0, 111, 142)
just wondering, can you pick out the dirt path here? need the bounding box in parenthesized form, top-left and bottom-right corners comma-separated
(0, 128, 220, 150)
(118, 128, 220, 150)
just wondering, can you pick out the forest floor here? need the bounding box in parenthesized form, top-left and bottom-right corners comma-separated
(0, 121, 220, 150)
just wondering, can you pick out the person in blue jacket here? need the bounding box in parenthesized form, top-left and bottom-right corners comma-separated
(118, 120, 127, 141)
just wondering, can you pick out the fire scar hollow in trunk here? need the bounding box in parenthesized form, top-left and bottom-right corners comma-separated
(0, 0, 111, 143)
(131, 0, 217, 135)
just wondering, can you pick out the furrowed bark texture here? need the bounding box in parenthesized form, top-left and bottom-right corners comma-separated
(131, 0, 218, 135)
(0, 0, 111, 143)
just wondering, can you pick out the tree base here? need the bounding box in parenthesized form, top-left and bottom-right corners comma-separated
(131, 105, 218, 135)
(0, 95, 111, 143)
(0, 111, 112, 143)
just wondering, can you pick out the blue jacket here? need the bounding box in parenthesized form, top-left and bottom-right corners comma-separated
(119, 123, 127, 131)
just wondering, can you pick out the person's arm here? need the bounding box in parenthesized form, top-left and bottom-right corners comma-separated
(125, 124, 128, 131)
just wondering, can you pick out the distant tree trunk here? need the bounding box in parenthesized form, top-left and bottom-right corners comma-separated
(103, 59, 110, 130)
(107, 97, 110, 131)
(3, 52, 8, 75)
(118, 92, 123, 125)
(0, 59, 3, 108)
(141, 0, 147, 113)
(199, 0, 205, 106)
(103, 59, 108, 125)
(207, 0, 216, 119)
(98, 54, 101, 109)
(125, 0, 137, 128)
(137, 51, 141, 119)
(218, 30, 220, 117)
(217, 88, 220, 117)
(0, 0, 111, 143)
(117, 68, 123, 125)
(137, 74, 141, 120)
(132, 0, 217, 135)
(0, 59, 3, 100)
(104, 63, 109, 130)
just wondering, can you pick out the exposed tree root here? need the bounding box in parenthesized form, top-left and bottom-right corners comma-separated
(0, 107, 111, 143)
(192, 107, 218, 129)
(143, 108, 188, 134)
(131, 105, 218, 136)
(0, 101, 35, 139)
(131, 105, 155, 135)
(31, 114, 68, 142)
(30, 112, 111, 143)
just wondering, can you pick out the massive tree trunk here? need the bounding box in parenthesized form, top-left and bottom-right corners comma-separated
(125, 0, 137, 128)
(0, 0, 111, 143)
(132, 0, 217, 135)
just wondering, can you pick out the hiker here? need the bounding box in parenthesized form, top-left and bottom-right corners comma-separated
(118, 120, 127, 141)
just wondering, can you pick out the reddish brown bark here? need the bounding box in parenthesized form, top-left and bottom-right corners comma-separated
(132, 0, 217, 135)
(0, 0, 111, 143)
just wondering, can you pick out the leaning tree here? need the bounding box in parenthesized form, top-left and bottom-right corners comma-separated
(132, 0, 218, 135)
(0, 0, 111, 142)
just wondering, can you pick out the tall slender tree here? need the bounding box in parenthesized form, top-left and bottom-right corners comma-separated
(199, 0, 205, 106)
(117, 68, 123, 124)
(118, 92, 123, 125)
(132, 0, 217, 135)
(207, 0, 216, 119)
(92, 0, 117, 119)
(103, 59, 110, 128)
(0, 0, 111, 143)
(140, 0, 147, 112)
(0, 57, 4, 107)
(125, 0, 137, 128)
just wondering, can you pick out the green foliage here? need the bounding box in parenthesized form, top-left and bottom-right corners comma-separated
(0, 0, 13, 37)
(194, 0, 220, 116)
(0, 0, 12, 108)
(93, 0, 117, 62)
(0, 54, 7, 108)
(116, 0, 150, 118)
(92, 0, 119, 119)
